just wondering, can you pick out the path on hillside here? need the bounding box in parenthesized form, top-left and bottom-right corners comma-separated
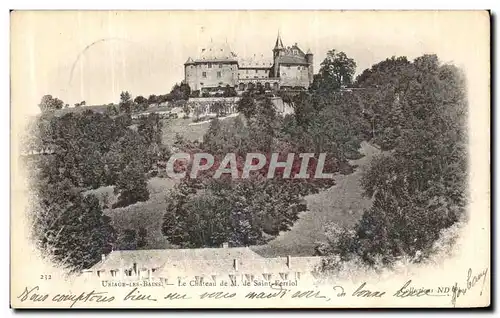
(252, 142, 381, 257)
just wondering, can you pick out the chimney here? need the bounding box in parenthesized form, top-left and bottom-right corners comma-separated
(286, 255, 291, 269)
(101, 254, 106, 263)
(222, 242, 229, 248)
(233, 259, 238, 271)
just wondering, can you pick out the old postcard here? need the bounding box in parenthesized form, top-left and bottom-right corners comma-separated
(10, 10, 490, 308)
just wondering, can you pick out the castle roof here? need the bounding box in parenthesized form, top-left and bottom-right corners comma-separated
(90, 247, 263, 271)
(184, 57, 194, 65)
(193, 41, 238, 63)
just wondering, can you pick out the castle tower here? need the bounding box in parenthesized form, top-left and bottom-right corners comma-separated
(305, 48, 314, 86)
(272, 31, 285, 78)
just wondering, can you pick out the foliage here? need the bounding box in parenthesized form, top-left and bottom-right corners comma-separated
(162, 94, 342, 248)
(168, 83, 191, 101)
(223, 85, 238, 97)
(25, 109, 161, 202)
(30, 179, 116, 271)
(113, 160, 150, 208)
(75, 100, 86, 107)
(134, 95, 149, 112)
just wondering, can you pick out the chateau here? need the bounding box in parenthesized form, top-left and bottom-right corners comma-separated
(184, 33, 314, 94)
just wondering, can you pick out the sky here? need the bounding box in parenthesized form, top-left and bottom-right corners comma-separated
(10, 11, 489, 116)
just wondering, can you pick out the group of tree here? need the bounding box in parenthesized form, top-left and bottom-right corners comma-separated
(24, 108, 168, 270)
(38, 95, 90, 112)
(38, 95, 65, 112)
(316, 54, 468, 268)
(74, 100, 86, 107)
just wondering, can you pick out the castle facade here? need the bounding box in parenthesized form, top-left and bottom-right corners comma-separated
(184, 33, 313, 94)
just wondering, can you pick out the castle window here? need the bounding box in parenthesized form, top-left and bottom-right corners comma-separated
(255, 70, 258, 73)
(202, 72, 207, 78)
(208, 63, 212, 68)
(217, 71, 222, 78)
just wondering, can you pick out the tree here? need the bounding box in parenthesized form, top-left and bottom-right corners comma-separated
(311, 50, 356, 92)
(31, 179, 116, 271)
(134, 95, 148, 112)
(148, 94, 159, 106)
(236, 93, 257, 119)
(210, 102, 225, 117)
(120, 229, 137, 250)
(38, 95, 64, 112)
(105, 104, 119, 117)
(137, 113, 163, 146)
(137, 228, 148, 248)
(317, 55, 468, 267)
(119, 91, 133, 114)
(168, 83, 191, 101)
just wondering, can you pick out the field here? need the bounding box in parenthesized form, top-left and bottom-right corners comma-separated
(94, 115, 379, 255)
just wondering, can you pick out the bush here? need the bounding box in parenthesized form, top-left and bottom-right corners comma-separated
(112, 161, 150, 208)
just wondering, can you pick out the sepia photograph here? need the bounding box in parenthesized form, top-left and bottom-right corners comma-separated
(9, 10, 490, 309)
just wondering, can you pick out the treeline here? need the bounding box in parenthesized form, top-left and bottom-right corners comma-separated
(24, 109, 167, 270)
(316, 54, 468, 268)
(161, 50, 363, 248)
(38, 82, 192, 113)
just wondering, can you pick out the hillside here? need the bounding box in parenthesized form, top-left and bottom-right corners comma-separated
(251, 142, 380, 257)
(90, 115, 379, 255)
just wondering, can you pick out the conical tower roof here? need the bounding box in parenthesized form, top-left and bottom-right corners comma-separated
(274, 31, 284, 50)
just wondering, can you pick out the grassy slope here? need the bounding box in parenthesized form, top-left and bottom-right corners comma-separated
(251, 142, 380, 257)
(161, 118, 209, 145)
(103, 177, 177, 249)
